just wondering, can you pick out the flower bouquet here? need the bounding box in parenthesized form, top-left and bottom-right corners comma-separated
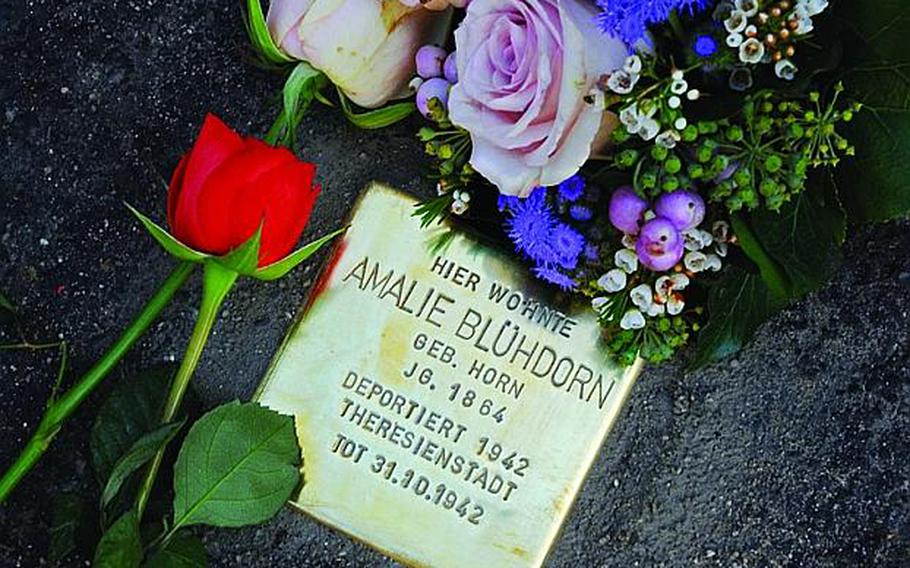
(247, 0, 910, 367)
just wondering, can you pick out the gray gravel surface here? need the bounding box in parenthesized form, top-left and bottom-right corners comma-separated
(0, 1, 908, 567)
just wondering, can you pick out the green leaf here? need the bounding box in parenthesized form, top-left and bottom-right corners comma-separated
(277, 62, 327, 146)
(338, 87, 416, 129)
(730, 215, 791, 302)
(0, 291, 14, 314)
(126, 204, 208, 263)
(749, 173, 847, 297)
(144, 532, 207, 568)
(834, 1, 910, 222)
(94, 510, 143, 568)
(91, 368, 175, 483)
(49, 493, 87, 563)
(244, 0, 294, 65)
(102, 420, 185, 509)
(253, 228, 347, 281)
(171, 402, 300, 529)
(691, 267, 782, 369)
(216, 227, 262, 275)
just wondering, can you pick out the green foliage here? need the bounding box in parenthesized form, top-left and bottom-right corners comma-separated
(414, 194, 455, 228)
(217, 227, 262, 275)
(253, 228, 347, 281)
(0, 291, 14, 314)
(91, 368, 174, 483)
(49, 493, 89, 563)
(749, 172, 847, 297)
(692, 267, 782, 368)
(267, 62, 328, 147)
(93, 510, 143, 568)
(337, 87, 416, 129)
(145, 532, 208, 568)
(127, 205, 209, 263)
(834, 1, 910, 222)
(171, 402, 300, 530)
(101, 420, 185, 509)
(244, 0, 294, 66)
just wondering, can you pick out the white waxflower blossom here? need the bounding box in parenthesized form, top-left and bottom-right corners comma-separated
(704, 253, 723, 272)
(735, 0, 759, 16)
(624, 54, 643, 75)
(620, 309, 646, 330)
(607, 70, 638, 94)
(744, 24, 758, 37)
(622, 233, 637, 250)
(668, 95, 681, 109)
(798, 0, 828, 17)
(674, 117, 688, 130)
(666, 294, 685, 315)
(687, 89, 701, 101)
(630, 283, 654, 310)
(793, 7, 814, 34)
(615, 249, 639, 273)
(646, 302, 665, 317)
(684, 251, 708, 273)
(682, 228, 713, 251)
(638, 117, 660, 141)
(620, 104, 640, 129)
(712, 220, 730, 241)
(671, 69, 685, 81)
(671, 79, 688, 95)
(591, 296, 609, 312)
(597, 269, 628, 293)
(739, 38, 765, 64)
(451, 199, 469, 215)
(775, 59, 798, 81)
(408, 77, 424, 93)
(656, 130, 680, 149)
(725, 10, 748, 33)
(726, 33, 744, 48)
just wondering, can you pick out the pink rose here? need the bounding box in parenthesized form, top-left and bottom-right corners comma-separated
(448, 0, 626, 196)
(267, 0, 450, 108)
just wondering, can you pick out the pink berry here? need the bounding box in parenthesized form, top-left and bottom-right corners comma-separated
(444, 52, 458, 83)
(608, 186, 649, 234)
(416, 78, 450, 118)
(654, 190, 705, 231)
(636, 217, 684, 271)
(415, 45, 447, 79)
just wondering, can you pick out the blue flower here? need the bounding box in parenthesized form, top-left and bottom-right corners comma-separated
(557, 174, 585, 203)
(550, 223, 586, 270)
(693, 34, 718, 57)
(533, 265, 577, 291)
(570, 204, 593, 221)
(505, 191, 555, 263)
(583, 243, 600, 262)
(497, 194, 520, 212)
(596, 0, 713, 46)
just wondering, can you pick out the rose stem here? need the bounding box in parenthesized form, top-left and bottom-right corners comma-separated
(0, 262, 195, 504)
(134, 261, 238, 521)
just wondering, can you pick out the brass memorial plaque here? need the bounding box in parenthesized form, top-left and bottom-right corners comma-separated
(256, 184, 643, 567)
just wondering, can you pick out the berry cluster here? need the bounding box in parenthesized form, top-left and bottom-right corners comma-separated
(412, 45, 457, 119)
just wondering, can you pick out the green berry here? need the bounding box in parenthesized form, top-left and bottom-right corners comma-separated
(651, 145, 669, 161)
(764, 155, 783, 173)
(726, 126, 744, 142)
(665, 157, 682, 174)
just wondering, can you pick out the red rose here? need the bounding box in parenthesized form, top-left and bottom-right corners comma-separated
(166, 114, 320, 267)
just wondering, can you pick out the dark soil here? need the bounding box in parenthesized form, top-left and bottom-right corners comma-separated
(0, 1, 908, 566)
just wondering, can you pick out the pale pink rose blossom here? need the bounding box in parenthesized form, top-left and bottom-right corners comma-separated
(268, 0, 450, 108)
(448, 0, 626, 196)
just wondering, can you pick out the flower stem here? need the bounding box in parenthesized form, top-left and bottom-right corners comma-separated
(0, 262, 195, 504)
(134, 261, 238, 521)
(668, 9, 686, 42)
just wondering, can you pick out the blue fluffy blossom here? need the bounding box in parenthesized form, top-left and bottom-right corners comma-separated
(505, 187, 555, 263)
(693, 34, 718, 57)
(550, 223, 586, 270)
(533, 265, 577, 291)
(557, 174, 585, 203)
(570, 204, 593, 221)
(596, 0, 714, 47)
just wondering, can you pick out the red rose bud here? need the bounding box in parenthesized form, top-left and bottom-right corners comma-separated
(167, 114, 320, 267)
